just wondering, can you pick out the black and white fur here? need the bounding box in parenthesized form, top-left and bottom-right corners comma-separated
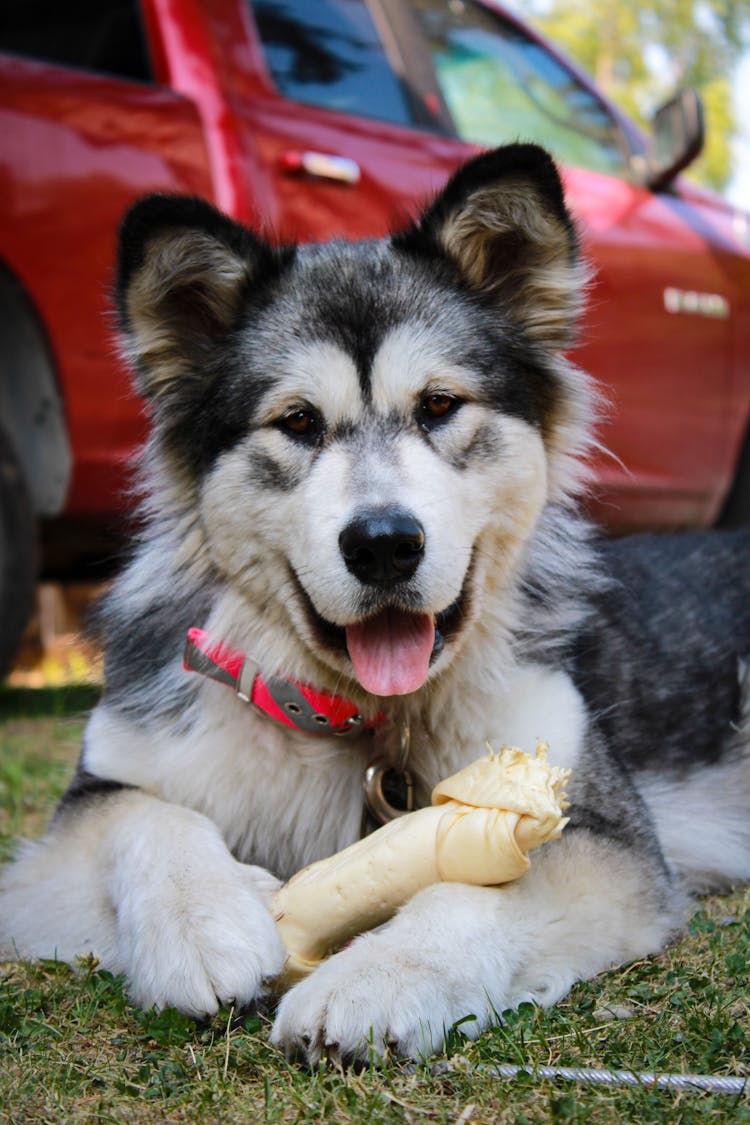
(1, 145, 748, 1064)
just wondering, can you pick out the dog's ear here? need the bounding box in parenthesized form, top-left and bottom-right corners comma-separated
(393, 144, 588, 348)
(116, 195, 292, 400)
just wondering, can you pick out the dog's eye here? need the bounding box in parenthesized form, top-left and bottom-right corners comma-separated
(419, 393, 460, 428)
(279, 408, 320, 440)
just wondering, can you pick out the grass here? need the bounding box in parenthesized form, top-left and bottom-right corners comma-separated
(1, 688, 749, 1123)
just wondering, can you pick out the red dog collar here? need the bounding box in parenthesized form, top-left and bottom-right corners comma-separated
(183, 627, 384, 738)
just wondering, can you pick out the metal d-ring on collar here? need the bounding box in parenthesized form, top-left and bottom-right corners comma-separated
(363, 722, 416, 827)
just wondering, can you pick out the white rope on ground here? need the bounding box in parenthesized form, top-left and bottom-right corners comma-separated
(479, 1063, 749, 1094)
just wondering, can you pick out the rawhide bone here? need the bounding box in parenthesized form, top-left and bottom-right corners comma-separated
(272, 742, 570, 986)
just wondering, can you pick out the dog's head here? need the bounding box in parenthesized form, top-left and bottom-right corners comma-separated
(117, 144, 592, 698)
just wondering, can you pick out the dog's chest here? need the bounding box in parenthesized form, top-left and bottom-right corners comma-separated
(85, 661, 588, 880)
(226, 662, 587, 876)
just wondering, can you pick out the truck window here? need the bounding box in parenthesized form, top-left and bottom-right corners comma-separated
(250, 0, 415, 129)
(411, 0, 630, 176)
(0, 0, 152, 83)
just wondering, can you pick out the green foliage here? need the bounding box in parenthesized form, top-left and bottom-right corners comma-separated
(700, 76, 735, 190)
(0, 684, 101, 720)
(525, 0, 749, 190)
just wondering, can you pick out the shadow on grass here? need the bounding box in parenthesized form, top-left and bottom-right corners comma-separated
(0, 684, 101, 720)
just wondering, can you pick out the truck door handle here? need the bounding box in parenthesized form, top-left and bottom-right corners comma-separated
(279, 150, 361, 185)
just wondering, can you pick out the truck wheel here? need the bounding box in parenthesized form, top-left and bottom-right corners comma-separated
(0, 423, 36, 679)
(717, 427, 750, 527)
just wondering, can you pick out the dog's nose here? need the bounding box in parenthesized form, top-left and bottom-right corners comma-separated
(339, 509, 425, 585)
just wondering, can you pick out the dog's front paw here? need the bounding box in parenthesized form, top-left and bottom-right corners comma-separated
(119, 863, 286, 1017)
(271, 930, 495, 1065)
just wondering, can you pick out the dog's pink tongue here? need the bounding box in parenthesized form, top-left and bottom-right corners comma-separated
(346, 609, 435, 696)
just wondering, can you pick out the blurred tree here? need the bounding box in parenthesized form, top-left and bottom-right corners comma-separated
(523, 0, 748, 192)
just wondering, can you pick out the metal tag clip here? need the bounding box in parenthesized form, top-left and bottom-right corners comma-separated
(363, 761, 415, 826)
(363, 722, 415, 826)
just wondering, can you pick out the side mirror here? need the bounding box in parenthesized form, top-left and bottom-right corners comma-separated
(643, 88, 704, 190)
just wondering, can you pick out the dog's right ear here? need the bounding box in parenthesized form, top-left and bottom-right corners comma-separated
(116, 195, 292, 401)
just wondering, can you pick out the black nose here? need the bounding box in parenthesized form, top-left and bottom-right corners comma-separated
(339, 508, 425, 585)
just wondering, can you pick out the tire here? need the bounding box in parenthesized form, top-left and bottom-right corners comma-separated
(0, 422, 37, 679)
(716, 427, 750, 527)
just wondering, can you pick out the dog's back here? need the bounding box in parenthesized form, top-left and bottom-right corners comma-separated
(572, 529, 750, 891)
(574, 529, 750, 769)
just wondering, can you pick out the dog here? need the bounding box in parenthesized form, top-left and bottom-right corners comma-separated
(1, 144, 749, 1066)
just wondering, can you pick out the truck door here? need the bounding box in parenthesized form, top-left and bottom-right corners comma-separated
(215, 0, 470, 239)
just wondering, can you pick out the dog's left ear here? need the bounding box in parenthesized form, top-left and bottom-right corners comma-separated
(393, 144, 588, 348)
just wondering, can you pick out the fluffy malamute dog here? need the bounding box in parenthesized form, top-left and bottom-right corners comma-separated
(2, 145, 749, 1065)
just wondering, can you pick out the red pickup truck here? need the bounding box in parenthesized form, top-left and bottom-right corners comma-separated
(1, 0, 750, 675)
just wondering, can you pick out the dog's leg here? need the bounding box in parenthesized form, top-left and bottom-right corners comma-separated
(0, 789, 285, 1015)
(271, 832, 685, 1064)
(271, 800, 687, 1064)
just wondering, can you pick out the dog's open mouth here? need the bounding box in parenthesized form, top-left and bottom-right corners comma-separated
(292, 563, 473, 698)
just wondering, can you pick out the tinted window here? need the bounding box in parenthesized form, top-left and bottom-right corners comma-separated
(0, 0, 152, 82)
(251, 0, 415, 128)
(411, 0, 629, 175)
